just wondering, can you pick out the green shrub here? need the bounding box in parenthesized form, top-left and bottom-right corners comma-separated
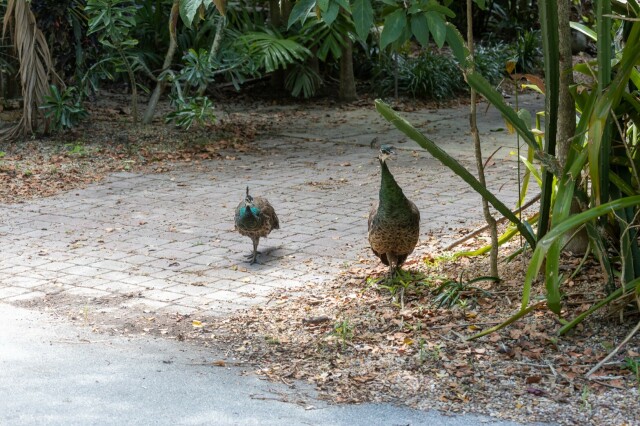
(164, 49, 217, 129)
(40, 85, 88, 131)
(166, 96, 216, 130)
(512, 30, 543, 73)
(374, 52, 465, 100)
(474, 42, 512, 85)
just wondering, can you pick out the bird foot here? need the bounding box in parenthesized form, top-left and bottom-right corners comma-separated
(245, 251, 264, 265)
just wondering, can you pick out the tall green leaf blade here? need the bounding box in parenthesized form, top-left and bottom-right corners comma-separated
(542, 93, 593, 312)
(322, 1, 340, 25)
(410, 13, 429, 46)
(380, 9, 406, 50)
(545, 176, 575, 314)
(590, 20, 640, 205)
(466, 72, 539, 151)
(352, 0, 374, 40)
(536, 0, 560, 240)
(445, 23, 469, 67)
(288, 0, 316, 28)
(592, 0, 612, 207)
(425, 11, 446, 48)
(180, 0, 207, 28)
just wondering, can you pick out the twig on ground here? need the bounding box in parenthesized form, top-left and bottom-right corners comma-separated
(586, 319, 640, 378)
(593, 380, 626, 390)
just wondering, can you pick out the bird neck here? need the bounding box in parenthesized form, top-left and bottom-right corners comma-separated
(242, 205, 260, 220)
(379, 159, 408, 205)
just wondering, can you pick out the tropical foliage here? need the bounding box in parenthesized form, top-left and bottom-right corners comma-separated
(376, 0, 640, 351)
(85, 0, 144, 122)
(40, 84, 88, 131)
(1, 0, 544, 136)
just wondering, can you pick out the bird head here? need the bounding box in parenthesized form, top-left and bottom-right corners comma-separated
(242, 186, 260, 218)
(378, 145, 396, 163)
(244, 186, 254, 204)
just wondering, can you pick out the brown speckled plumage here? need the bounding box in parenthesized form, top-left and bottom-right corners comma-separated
(368, 148, 420, 275)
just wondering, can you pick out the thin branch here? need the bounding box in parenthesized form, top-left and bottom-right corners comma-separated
(466, 0, 498, 277)
(444, 194, 541, 251)
(586, 320, 640, 378)
(142, 0, 179, 124)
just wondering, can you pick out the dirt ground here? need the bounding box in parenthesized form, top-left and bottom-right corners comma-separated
(2, 89, 639, 425)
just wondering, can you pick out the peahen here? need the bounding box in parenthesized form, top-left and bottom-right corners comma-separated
(368, 146, 420, 276)
(234, 186, 280, 264)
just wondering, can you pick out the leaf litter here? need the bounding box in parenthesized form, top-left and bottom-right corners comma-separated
(204, 239, 640, 425)
(4, 92, 640, 425)
(23, 237, 639, 425)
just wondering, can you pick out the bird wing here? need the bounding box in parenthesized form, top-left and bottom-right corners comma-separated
(409, 199, 420, 225)
(253, 197, 279, 230)
(367, 201, 378, 232)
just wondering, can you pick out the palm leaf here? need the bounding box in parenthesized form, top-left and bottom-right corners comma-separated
(285, 64, 322, 98)
(1, 0, 60, 141)
(238, 31, 310, 73)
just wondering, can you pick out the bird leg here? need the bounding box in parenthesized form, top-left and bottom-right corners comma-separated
(387, 264, 396, 278)
(387, 254, 399, 278)
(247, 237, 260, 265)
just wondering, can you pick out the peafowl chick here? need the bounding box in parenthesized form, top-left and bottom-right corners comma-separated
(234, 186, 280, 264)
(368, 146, 420, 277)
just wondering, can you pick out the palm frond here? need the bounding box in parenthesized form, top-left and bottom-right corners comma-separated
(285, 63, 322, 98)
(237, 30, 310, 73)
(1, 0, 60, 141)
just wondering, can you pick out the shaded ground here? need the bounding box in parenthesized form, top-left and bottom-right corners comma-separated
(1, 91, 639, 425)
(5, 302, 526, 426)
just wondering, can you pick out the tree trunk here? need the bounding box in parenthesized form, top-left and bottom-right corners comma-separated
(557, 0, 588, 254)
(339, 36, 356, 101)
(142, 0, 179, 125)
(269, 0, 281, 26)
(208, 16, 226, 64)
(281, 0, 293, 21)
(556, 0, 575, 168)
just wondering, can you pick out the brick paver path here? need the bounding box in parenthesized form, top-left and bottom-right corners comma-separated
(0, 95, 543, 317)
